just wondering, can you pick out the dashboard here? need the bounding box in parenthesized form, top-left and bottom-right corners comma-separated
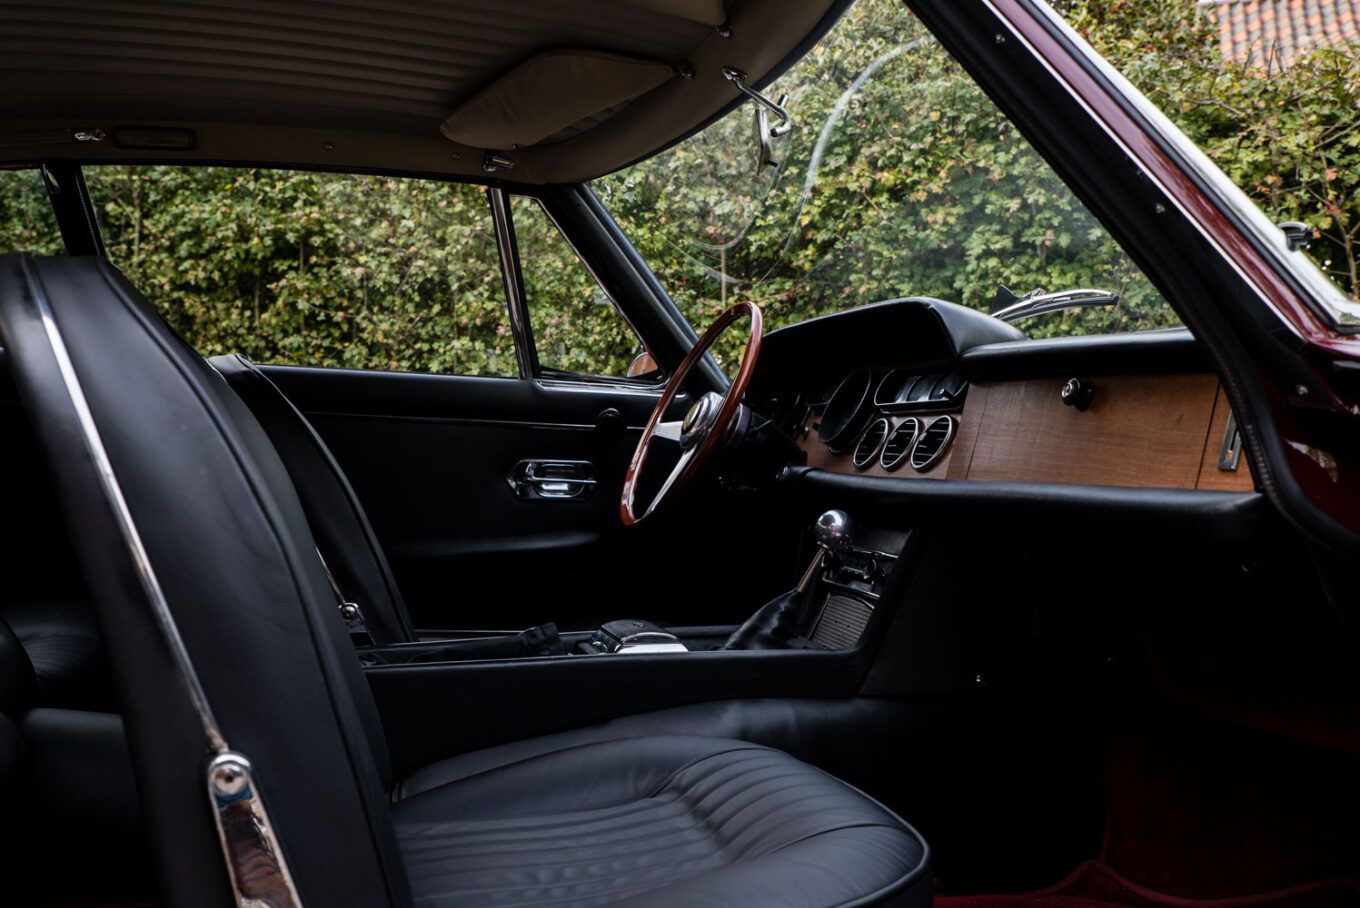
(752, 298, 1254, 492)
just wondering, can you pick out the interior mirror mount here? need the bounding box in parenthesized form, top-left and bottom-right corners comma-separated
(722, 66, 792, 169)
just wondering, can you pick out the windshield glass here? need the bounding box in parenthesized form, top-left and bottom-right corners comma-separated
(594, 0, 1179, 343)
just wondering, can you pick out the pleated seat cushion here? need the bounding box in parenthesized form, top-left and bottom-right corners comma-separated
(392, 735, 930, 907)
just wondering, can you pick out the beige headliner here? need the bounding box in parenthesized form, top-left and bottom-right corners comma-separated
(0, 0, 840, 183)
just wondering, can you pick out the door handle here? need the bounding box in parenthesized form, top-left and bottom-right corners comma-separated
(507, 460, 597, 500)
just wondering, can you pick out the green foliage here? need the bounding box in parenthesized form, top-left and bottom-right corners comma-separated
(1, 0, 1357, 374)
(83, 167, 518, 375)
(596, 0, 1183, 364)
(513, 196, 644, 376)
(598, 0, 1360, 360)
(0, 170, 63, 256)
(1061, 0, 1360, 298)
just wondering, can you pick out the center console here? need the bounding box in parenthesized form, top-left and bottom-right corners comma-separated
(360, 509, 914, 775)
(357, 509, 906, 666)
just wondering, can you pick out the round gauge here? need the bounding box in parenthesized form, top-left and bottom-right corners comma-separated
(818, 367, 875, 453)
(909, 372, 943, 404)
(874, 370, 917, 408)
(772, 389, 806, 433)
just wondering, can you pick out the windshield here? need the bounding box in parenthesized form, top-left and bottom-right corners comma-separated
(594, 0, 1179, 344)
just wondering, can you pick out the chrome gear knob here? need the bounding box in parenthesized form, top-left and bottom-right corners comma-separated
(814, 509, 852, 552)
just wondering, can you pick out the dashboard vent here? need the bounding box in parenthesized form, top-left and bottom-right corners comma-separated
(879, 418, 920, 472)
(852, 418, 889, 470)
(910, 417, 956, 472)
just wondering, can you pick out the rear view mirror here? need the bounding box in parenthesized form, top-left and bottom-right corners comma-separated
(754, 98, 790, 169)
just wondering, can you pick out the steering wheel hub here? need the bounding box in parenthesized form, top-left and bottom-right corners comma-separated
(680, 391, 722, 448)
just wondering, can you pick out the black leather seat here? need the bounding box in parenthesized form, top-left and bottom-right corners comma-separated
(210, 353, 416, 645)
(0, 348, 413, 703)
(0, 254, 931, 906)
(0, 349, 413, 706)
(0, 599, 108, 710)
(394, 734, 927, 906)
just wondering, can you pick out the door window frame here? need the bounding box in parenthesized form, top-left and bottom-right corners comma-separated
(34, 161, 678, 388)
(489, 185, 665, 388)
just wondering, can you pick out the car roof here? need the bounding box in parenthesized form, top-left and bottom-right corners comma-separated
(0, 0, 845, 184)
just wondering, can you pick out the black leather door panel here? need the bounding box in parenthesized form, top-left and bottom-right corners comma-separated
(256, 365, 772, 631)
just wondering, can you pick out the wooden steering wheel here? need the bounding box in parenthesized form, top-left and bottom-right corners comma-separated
(620, 301, 763, 525)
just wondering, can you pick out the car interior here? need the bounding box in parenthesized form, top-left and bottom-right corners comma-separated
(0, 0, 1358, 906)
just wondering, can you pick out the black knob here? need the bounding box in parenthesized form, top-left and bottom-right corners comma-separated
(594, 407, 625, 434)
(1061, 377, 1095, 411)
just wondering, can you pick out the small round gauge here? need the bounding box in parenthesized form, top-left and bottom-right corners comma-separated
(818, 367, 875, 452)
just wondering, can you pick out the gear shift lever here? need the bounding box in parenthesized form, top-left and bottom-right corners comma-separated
(796, 509, 852, 595)
(722, 509, 853, 651)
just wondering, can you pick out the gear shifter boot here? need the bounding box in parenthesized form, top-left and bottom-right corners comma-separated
(722, 590, 806, 650)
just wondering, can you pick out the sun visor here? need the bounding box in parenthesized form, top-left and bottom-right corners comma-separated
(441, 49, 677, 151)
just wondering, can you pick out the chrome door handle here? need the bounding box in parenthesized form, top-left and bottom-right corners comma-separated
(507, 460, 597, 500)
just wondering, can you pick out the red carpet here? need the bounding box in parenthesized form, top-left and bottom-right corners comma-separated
(936, 861, 1360, 908)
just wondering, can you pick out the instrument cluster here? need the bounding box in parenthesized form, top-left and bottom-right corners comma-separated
(811, 366, 968, 473)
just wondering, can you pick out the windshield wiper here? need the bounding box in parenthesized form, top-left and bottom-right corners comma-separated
(991, 285, 1120, 323)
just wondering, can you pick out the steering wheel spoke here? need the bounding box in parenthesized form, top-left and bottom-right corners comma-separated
(653, 420, 684, 443)
(644, 447, 697, 519)
(620, 301, 763, 525)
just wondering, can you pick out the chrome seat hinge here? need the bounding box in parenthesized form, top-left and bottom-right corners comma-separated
(208, 752, 302, 908)
(339, 599, 374, 646)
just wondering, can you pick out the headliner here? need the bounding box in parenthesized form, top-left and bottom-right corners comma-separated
(0, 0, 843, 184)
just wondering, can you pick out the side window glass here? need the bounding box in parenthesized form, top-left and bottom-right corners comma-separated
(84, 166, 517, 377)
(0, 169, 62, 255)
(511, 195, 654, 379)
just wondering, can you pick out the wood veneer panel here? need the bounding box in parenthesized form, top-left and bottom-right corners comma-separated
(963, 374, 1219, 488)
(946, 385, 987, 480)
(1195, 384, 1255, 491)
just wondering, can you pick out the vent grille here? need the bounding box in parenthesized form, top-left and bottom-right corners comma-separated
(852, 418, 889, 470)
(810, 593, 874, 649)
(910, 417, 956, 472)
(879, 418, 920, 472)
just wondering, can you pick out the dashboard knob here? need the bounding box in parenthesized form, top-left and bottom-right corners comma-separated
(1061, 377, 1095, 411)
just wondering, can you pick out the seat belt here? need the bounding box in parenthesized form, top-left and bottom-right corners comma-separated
(316, 548, 374, 646)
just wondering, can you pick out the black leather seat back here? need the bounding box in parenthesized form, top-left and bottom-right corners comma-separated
(211, 354, 414, 644)
(0, 254, 410, 907)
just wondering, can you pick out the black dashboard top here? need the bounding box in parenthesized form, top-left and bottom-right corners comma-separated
(752, 297, 1023, 401)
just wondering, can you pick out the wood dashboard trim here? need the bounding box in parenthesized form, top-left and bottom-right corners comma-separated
(795, 372, 1255, 491)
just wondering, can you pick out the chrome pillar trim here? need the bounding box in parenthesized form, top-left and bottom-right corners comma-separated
(208, 753, 303, 908)
(488, 188, 538, 378)
(26, 259, 301, 906)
